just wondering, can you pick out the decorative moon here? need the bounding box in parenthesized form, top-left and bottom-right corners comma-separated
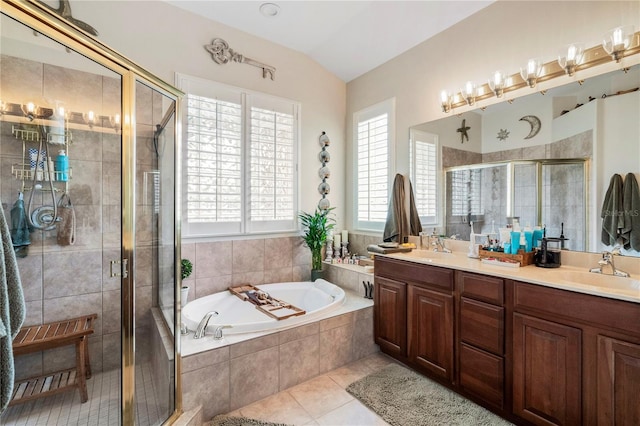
(519, 115, 541, 139)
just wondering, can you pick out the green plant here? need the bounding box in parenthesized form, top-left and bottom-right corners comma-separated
(299, 208, 335, 271)
(181, 258, 193, 280)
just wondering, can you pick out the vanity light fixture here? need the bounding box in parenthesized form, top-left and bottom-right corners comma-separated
(603, 25, 635, 62)
(488, 71, 507, 97)
(21, 101, 52, 121)
(84, 110, 95, 128)
(558, 43, 584, 76)
(440, 90, 453, 113)
(461, 81, 477, 106)
(520, 58, 543, 88)
(110, 113, 121, 133)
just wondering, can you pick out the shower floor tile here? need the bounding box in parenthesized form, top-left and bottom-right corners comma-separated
(0, 364, 161, 426)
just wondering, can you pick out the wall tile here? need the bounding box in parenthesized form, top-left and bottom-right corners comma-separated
(43, 250, 102, 298)
(320, 312, 354, 332)
(194, 275, 232, 299)
(182, 361, 230, 419)
(319, 323, 355, 373)
(102, 289, 121, 334)
(229, 346, 279, 410)
(230, 333, 279, 359)
(182, 347, 230, 373)
(43, 292, 103, 336)
(292, 236, 311, 266)
(263, 267, 293, 284)
(102, 332, 120, 371)
(196, 241, 232, 278)
(292, 265, 311, 282)
(233, 239, 265, 273)
(16, 254, 43, 302)
(279, 334, 320, 390)
(0, 55, 43, 105)
(279, 322, 319, 345)
(264, 237, 292, 270)
(231, 271, 264, 286)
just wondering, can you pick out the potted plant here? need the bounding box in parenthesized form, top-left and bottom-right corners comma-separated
(299, 208, 335, 280)
(180, 258, 193, 307)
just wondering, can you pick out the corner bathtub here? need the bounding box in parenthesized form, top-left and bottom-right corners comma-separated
(182, 279, 346, 335)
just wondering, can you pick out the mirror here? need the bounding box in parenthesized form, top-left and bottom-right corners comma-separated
(412, 64, 640, 256)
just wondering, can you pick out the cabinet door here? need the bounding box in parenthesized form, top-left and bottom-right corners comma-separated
(408, 285, 454, 382)
(513, 313, 582, 426)
(374, 276, 407, 357)
(597, 336, 640, 426)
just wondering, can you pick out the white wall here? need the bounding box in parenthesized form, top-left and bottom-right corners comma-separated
(61, 1, 348, 230)
(346, 0, 640, 230)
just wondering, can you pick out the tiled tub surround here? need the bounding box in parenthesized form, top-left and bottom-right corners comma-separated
(181, 291, 376, 421)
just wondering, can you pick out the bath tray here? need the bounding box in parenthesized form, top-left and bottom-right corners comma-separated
(228, 284, 306, 320)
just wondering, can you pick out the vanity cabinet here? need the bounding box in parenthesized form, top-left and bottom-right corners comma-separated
(374, 257, 454, 382)
(373, 276, 407, 357)
(374, 256, 640, 426)
(457, 272, 506, 410)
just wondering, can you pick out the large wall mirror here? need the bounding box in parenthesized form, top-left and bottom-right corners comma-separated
(411, 64, 640, 256)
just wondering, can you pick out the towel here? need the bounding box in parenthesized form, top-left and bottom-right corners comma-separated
(0, 206, 26, 413)
(601, 174, 624, 246)
(621, 173, 640, 251)
(10, 193, 31, 258)
(383, 174, 423, 242)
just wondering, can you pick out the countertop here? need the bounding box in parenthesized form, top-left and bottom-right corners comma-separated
(379, 249, 640, 304)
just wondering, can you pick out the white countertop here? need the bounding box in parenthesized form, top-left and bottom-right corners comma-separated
(380, 249, 640, 304)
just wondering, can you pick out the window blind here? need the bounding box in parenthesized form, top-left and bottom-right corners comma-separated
(410, 131, 438, 225)
(450, 168, 482, 216)
(357, 113, 389, 223)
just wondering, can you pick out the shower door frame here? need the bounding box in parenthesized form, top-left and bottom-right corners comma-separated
(1, 1, 184, 424)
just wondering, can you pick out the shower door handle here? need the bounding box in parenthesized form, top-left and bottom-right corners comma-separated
(110, 259, 129, 278)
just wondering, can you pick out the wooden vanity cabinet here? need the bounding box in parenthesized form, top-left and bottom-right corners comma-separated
(374, 256, 454, 382)
(512, 281, 640, 426)
(456, 271, 506, 410)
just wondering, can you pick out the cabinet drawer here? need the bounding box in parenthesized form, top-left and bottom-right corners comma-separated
(460, 298, 504, 355)
(376, 256, 453, 292)
(458, 271, 504, 305)
(459, 343, 504, 410)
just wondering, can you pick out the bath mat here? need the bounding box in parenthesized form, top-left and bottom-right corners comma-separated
(208, 415, 293, 426)
(346, 363, 513, 426)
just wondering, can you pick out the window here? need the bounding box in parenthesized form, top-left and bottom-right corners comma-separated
(177, 74, 299, 237)
(354, 98, 395, 231)
(450, 168, 483, 217)
(410, 129, 439, 226)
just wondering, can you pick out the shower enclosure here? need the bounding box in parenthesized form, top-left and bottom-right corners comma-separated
(1, 2, 182, 424)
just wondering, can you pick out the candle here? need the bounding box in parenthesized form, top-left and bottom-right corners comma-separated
(342, 230, 349, 244)
(333, 234, 341, 247)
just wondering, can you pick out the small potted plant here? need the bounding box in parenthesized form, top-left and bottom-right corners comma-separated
(299, 208, 335, 281)
(180, 258, 193, 307)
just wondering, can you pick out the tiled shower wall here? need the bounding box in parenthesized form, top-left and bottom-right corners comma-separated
(0, 54, 166, 378)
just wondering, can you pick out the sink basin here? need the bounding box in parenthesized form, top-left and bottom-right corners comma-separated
(555, 270, 640, 291)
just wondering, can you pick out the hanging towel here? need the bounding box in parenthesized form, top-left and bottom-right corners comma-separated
(601, 174, 624, 246)
(621, 173, 640, 251)
(56, 193, 76, 246)
(10, 193, 31, 258)
(383, 174, 423, 242)
(0, 206, 26, 413)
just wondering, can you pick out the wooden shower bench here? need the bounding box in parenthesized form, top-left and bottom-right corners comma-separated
(10, 313, 97, 405)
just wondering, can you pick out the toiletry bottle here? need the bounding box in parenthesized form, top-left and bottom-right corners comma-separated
(55, 149, 69, 182)
(47, 157, 55, 181)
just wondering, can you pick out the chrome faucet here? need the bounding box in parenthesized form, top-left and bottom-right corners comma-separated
(193, 311, 219, 339)
(589, 248, 630, 278)
(212, 325, 232, 341)
(433, 236, 452, 253)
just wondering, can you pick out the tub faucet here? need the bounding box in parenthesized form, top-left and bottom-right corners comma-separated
(589, 248, 630, 278)
(193, 311, 219, 339)
(212, 325, 232, 341)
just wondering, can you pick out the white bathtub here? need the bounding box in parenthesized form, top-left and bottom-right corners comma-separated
(182, 279, 346, 335)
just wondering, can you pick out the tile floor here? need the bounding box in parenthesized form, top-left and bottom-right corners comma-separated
(0, 363, 162, 426)
(213, 352, 396, 426)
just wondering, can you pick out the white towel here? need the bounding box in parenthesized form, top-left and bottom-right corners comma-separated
(0, 206, 26, 413)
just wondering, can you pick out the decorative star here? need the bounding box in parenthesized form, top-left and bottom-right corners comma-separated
(497, 129, 510, 141)
(457, 119, 470, 143)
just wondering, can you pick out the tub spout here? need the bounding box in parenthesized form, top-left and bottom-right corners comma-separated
(194, 311, 219, 339)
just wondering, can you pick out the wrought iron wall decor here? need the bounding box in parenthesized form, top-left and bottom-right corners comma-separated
(35, 0, 98, 36)
(204, 38, 276, 80)
(318, 131, 330, 211)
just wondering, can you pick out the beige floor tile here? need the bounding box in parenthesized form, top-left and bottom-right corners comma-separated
(288, 375, 354, 419)
(239, 391, 313, 425)
(360, 352, 395, 371)
(302, 420, 320, 426)
(315, 399, 390, 426)
(326, 360, 374, 388)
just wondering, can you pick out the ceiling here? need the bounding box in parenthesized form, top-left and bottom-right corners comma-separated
(165, 1, 495, 82)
